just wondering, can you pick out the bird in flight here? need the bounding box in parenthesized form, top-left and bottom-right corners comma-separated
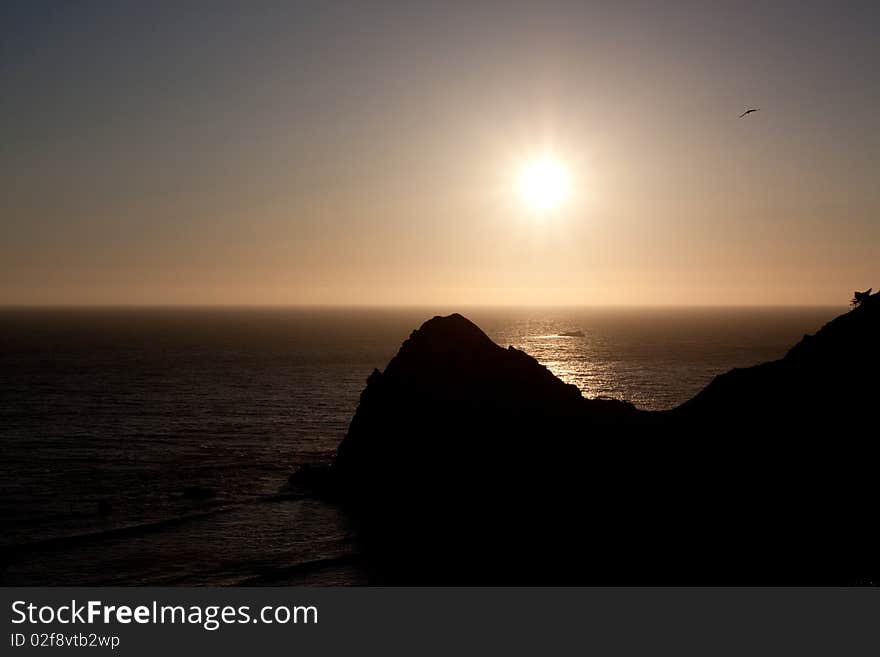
(738, 108, 760, 118)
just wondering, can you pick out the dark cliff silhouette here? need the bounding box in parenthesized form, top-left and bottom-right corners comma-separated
(295, 292, 879, 584)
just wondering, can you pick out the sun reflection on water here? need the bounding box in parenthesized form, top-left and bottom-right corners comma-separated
(487, 317, 633, 404)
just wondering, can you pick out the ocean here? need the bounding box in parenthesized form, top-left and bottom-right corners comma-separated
(0, 306, 840, 585)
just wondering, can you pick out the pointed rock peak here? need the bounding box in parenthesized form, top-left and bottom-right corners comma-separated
(407, 313, 497, 350)
(381, 313, 506, 381)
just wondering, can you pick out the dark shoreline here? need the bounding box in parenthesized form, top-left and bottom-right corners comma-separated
(298, 295, 880, 584)
(1, 303, 868, 585)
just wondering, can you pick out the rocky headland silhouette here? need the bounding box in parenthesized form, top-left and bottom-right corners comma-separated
(293, 292, 878, 584)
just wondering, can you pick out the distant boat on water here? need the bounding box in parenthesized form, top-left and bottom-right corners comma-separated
(557, 330, 585, 338)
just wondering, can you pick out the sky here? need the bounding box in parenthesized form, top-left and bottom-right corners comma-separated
(1, 0, 878, 306)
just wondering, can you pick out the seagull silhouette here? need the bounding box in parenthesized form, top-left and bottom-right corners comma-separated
(738, 108, 760, 118)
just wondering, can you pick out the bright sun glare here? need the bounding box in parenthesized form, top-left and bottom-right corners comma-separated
(517, 157, 571, 213)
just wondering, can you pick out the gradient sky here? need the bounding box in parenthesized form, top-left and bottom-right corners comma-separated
(2, 0, 877, 305)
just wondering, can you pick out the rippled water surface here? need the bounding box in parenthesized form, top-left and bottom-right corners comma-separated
(0, 306, 839, 584)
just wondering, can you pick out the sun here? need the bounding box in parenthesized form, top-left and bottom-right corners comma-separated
(517, 157, 571, 213)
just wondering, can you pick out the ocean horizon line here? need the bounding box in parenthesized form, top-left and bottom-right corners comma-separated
(0, 302, 847, 311)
